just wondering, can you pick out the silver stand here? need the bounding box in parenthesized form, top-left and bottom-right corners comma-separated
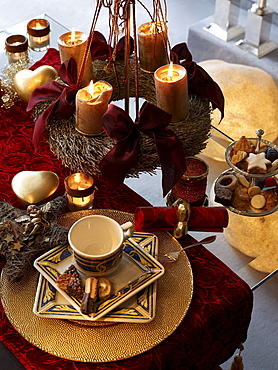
(236, 1, 278, 58)
(204, 0, 244, 41)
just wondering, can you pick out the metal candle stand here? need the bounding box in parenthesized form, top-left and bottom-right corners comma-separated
(236, 0, 278, 58)
(204, 0, 244, 41)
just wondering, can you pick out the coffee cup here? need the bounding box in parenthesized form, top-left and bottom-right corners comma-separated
(68, 215, 134, 276)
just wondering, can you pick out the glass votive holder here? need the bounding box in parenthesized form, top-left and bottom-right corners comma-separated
(5, 34, 29, 63)
(64, 173, 95, 212)
(167, 156, 209, 206)
(27, 19, 50, 51)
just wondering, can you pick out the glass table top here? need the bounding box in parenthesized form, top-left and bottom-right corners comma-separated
(0, 14, 69, 68)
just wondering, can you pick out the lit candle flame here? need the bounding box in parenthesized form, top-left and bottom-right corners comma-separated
(150, 22, 156, 34)
(70, 27, 76, 44)
(88, 80, 95, 96)
(167, 61, 174, 80)
(87, 80, 108, 99)
(74, 173, 82, 183)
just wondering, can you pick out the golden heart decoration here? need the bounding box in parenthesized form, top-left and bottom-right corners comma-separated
(13, 65, 58, 103)
(11, 171, 60, 205)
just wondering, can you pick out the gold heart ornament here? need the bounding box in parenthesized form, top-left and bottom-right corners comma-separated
(11, 171, 59, 205)
(13, 65, 58, 103)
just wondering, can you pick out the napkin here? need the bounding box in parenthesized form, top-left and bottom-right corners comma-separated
(135, 206, 228, 233)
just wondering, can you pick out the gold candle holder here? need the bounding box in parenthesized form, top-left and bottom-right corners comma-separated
(154, 62, 188, 122)
(5, 34, 28, 64)
(75, 80, 113, 135)
(57, 30, 93, 87)
(64, 173, 95, 212)
(27, 19, 50, 51)
(138, 21, 168, 73)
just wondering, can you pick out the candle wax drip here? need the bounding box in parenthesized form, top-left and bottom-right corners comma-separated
(64, 37, 83, 46)
(79, 83, 111, 101)
(161, 71, 180, 82)
(163, 76, 173, 81)
(140, 23, 164, 35)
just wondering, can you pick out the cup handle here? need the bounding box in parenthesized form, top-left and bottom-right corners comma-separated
(121, 221, 134, 241)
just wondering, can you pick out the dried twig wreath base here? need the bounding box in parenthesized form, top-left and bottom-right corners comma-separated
(33, 59, 212, 178)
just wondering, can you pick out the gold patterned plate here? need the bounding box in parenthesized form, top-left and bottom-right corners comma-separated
(1, 209, 193, 362)
(33, 232, 161, 323)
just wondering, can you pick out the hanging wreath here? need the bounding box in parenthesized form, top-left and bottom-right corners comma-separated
(28, 0, 224, 196)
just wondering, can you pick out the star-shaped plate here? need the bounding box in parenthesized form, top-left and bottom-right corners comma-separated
(33, 232, 164, 322)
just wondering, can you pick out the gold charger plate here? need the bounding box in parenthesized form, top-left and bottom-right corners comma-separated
(0, 209, 193, 362)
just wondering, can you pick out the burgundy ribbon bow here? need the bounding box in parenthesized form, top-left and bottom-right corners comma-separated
(27, 58, 79, 150)
(91, 31, 134, 61)
(99, 102, 187, 197)
(171, 42, 225, 120)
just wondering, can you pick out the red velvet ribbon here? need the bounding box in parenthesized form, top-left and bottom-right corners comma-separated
(171, 43, 225, 121)
(99, 101, 187, 197)
(91, 31, 134, 61)
(135, 206, 229, 233)
(27, 58, 79, 150)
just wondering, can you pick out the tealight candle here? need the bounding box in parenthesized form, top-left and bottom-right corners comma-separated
(64, 173, 95, 211)
(57, 29, 93, 86)
(154, 62, 188, 122)
(138, 21, 168, 72)
(27, 18, 50, 51)
(75, 80, 113, 135)
(5, 35, 28, 64)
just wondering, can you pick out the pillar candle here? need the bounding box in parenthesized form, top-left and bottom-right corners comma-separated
(75, 80, 113, 135)
(154, 62, 188, 122)
(57, 29, 93, 87)
(27, 19, 50, 51)
(138, 21, 168, 72)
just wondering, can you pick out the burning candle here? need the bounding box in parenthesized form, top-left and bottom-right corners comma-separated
(75, 80, 113, 135)
(138, 21, 168, 72)
(27, 19, 50, 51)
(154, 62, 188, 122)
(5, 35, 28, 64)
(57, 29, 93, 86)
(64, 173, 95, 211)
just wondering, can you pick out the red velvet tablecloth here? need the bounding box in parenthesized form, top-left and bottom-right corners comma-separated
(0, 49, 253, 370)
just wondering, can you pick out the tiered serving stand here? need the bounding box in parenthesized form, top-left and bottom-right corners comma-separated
(215, 132, 278, 273)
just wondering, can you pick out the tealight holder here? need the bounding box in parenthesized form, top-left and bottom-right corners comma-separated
(5, 34, 29, 64)
(166, 156, 209, 207)
(64, 173, 95, 212)
(27, 18, 50, 51)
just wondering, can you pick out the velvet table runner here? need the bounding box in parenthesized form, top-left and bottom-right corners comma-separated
(0, 49, 253, 370)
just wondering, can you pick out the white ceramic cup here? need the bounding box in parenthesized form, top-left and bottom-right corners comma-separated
(68, 215, 134, 276)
